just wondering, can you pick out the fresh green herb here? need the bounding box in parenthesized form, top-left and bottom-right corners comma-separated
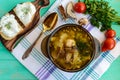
(5, 22, 11, 29)
(76, 40, 91, 56)
(84, 0, 120, 31)
(22, 8, 30, 14)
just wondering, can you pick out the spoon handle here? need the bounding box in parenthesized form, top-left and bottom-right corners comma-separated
(22, 31, 43, 60)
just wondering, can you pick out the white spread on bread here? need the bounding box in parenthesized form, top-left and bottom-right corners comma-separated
(14, 2, 36, 27)
(0, 14, 22, 40)
(0, 2, 36, 40)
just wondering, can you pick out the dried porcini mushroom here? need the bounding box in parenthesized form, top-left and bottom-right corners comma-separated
(58, 5, 68, 20)
(78, 18, 89, 26)
(66, 2, 76, 19)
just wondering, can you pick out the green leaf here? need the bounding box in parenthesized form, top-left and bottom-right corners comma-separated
(85, 0, 120, 31)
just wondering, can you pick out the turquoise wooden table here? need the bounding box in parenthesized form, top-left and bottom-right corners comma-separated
(0, 0, 120, 80)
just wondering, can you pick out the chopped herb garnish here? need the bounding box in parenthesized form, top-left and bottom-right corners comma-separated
(5, 22, 11, 29)
(22, 8, 30, 14)
(75, 39, 92, 56)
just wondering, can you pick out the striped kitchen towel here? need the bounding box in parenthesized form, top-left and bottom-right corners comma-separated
(12, 0, 120, 80)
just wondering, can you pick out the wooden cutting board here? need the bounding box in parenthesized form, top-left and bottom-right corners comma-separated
(0, 0, 49, 51)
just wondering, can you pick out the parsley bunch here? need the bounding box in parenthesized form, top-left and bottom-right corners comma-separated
(84, 0, 120, 31)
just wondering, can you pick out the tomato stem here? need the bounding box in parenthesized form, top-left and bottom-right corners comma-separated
(78, 0, 81, 2)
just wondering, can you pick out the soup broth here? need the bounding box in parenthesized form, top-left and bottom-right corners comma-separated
(49, 26, 94, 70)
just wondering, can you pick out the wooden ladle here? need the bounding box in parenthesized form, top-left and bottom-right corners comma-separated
(22, 12, 58, 60)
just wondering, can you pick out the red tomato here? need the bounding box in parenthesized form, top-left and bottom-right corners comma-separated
(105, 29, 116, 38)
(74, 2, 86, 13)
(102, 46, 108, 52)
(102, 38, 116, 52)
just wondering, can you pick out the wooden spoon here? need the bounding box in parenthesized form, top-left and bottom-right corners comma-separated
(22, 12, 58, 60)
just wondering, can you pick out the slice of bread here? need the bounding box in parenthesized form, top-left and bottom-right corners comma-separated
(0, 13, 23, 40)
(13, 2, 36, 27)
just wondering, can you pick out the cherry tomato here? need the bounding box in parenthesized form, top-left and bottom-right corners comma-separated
(74, 2, 86, 13)
(105, 29, 116, 38)
(102, 46, 108, 52)
(102, 38, 116, 52)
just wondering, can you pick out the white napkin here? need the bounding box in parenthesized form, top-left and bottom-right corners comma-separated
(12, 0, 120, 80)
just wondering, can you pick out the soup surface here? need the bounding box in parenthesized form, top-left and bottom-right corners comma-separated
(49, 26, 94, 70)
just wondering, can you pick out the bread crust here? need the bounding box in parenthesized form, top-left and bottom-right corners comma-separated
(0, 14, 23, 40)
(13, 2, 36, 27)
(0, 2, 36, 40)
